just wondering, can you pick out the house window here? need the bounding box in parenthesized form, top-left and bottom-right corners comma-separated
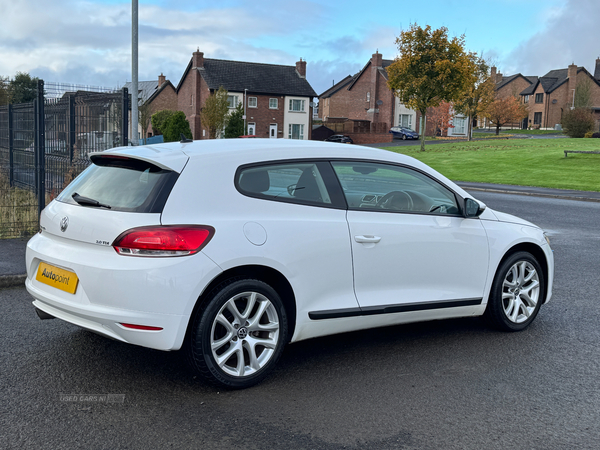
(523, 95, 529, 104)
(269, 98, 278, 109)
(227, 95, 238, 109)
(248, 97, 257, 108)
(453, 117, 466, 135)
(247, 122, 256, 135)
(399, 114, 412, 129)
(288, 124, 304, 139)
(534, 112, 542, 125)
(366, 92, 370, 102)
(535, 93, 544, 104)
(289, 99, 305, 112)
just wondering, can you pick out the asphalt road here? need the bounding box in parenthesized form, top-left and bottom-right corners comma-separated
(2, 192, 600, 449)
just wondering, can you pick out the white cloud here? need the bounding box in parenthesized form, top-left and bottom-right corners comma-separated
(0, 0, 326, 87)
(502, 0, 600, 76)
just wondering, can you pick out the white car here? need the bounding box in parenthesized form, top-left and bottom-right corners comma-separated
(26, 139, 554, 389)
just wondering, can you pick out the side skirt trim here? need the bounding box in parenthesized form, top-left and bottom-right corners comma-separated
(308, 298, 483, 320)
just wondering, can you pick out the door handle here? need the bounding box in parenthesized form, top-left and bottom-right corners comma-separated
(354, 235, 381, 244)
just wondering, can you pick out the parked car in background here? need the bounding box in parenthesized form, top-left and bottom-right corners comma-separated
(390, 126, 419, 140)
(26, 139, 554, 389)
(325, 134, 353, 144)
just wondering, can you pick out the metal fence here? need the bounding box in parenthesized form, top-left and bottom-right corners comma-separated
(0, 80, 129, 238)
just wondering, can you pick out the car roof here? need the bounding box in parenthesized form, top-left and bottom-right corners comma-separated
(101, 138, 405, 166)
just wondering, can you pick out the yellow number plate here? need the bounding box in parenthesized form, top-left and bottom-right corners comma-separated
(36, 262, 79, 294)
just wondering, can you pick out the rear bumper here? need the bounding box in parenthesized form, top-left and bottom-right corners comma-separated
(26, 232, 222, 350)
(28, 282, 188, 350)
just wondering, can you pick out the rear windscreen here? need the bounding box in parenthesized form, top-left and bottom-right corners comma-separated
(56, 156, 178, 213)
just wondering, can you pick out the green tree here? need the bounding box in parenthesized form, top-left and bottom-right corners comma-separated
(139, 102, 152, 144)
(574, 77, 593, 108)
(151, 109, 176, 136)
(162, 111, 192, 142)
(562, 108, 595, 138)
(200, 86, 229, 139)
(10, 72, 39, 104)
(387, 24, 477, 150)
(224, 103, 245, 138)
(453, 56, 495, 141)
(0, 76, 9, 106)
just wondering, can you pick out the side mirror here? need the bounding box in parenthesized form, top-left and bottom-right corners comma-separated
(464, 198, 486, 218)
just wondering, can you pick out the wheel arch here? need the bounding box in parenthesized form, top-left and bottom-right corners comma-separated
(184, 264, 297, 344)
(498, 242, 550, 304)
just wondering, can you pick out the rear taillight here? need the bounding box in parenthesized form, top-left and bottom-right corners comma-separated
(112, 225, 214, 257)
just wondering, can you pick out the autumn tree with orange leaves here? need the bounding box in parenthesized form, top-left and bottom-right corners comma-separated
(387, 24, 476, 150)
(483, 96, 528, 135)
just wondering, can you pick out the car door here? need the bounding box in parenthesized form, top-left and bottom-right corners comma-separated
(234, 161, 359, 320)
(331, 161, 489, 311)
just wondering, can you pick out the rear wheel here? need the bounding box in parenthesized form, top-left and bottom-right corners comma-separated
(188, 279, 288, 389)
(402, 134, 407, 140)
(485, 251, 544, 331)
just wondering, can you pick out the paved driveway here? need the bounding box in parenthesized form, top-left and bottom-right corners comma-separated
(2, 191, 600, 449)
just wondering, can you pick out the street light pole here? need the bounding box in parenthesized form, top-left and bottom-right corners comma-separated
(131, 0, 139, 145)
(244, 88, 247, 135)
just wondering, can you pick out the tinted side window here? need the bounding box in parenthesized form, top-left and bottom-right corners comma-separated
(331, 161, 459, 215)
(237, 162, 340, 206)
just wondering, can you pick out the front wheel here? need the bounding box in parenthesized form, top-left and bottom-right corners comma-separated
(188, 279, 288, 389)
(485, 251, 545, 331)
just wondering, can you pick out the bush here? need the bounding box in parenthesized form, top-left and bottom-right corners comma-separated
(224, 103, 245, 138)
(592, 132, 600, 138)
(162, 111, 192, 143)
(561, 108, 595, 138)
(151, 110, 177, 135)
(584, 131, 593, 138)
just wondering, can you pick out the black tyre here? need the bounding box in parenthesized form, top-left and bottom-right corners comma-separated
(402, 134, 407, 140)
(188, 279, 288, 389)
(485, 251, 545, 331)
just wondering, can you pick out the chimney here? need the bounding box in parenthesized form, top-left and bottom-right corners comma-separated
(371, 51, 383, 68)
(568, 63, 578, 107)
(296, 58, 306, 78)
(158, 73, 166, 86)
(595, 57, 600, 80)
(496, 71, 503, 84)
(490, 66, 497, 82)
(192, 49, 204, 69)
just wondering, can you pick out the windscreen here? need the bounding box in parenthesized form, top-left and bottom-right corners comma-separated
(56, 156, 178, 213)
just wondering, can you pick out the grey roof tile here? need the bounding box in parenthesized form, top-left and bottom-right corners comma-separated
(199, 58, 317, 97)
(123, 80, 159, 104)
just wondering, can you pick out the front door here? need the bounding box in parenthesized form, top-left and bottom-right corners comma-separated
(331, 161, 489, 309)
(269, 124, 277, 139)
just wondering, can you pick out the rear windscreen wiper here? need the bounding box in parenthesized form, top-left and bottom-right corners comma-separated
(72, 193, 111, 209)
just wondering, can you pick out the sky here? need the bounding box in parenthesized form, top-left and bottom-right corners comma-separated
(1, 0, 598, 96)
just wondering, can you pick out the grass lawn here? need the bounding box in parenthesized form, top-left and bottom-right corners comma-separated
(474, 129, 564, 135)
(381, 138, 600, 192)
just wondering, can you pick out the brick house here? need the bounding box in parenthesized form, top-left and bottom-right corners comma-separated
(176, 50, 317, 140)
(483, 60, 600, 131)
(477, 67, 537, 129)
(319, 52, 415, 131)
(519, 60, 600, 130)
(124, 74, 178, 140)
